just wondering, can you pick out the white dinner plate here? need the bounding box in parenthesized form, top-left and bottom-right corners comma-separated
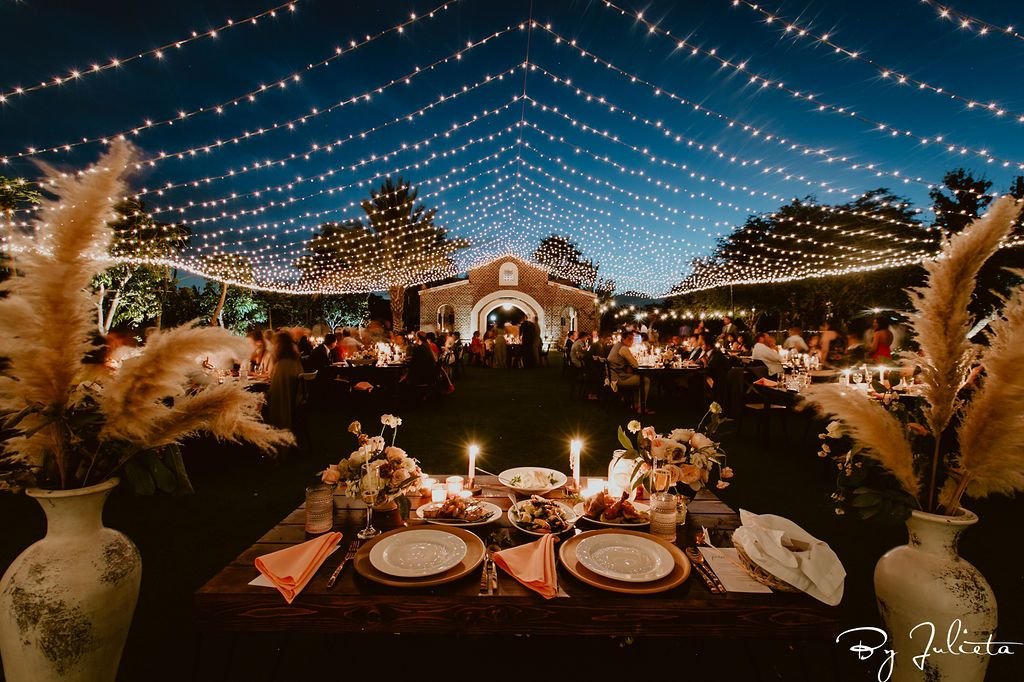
(499, 467, 567, 494)
(368, 529, 468, 578)
(574, 533, 675, 583)
(573, 501, 650, 527)
(507, 499, 578, 536)
(414, 501, 502, 527)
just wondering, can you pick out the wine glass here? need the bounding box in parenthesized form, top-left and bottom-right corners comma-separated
(852, 370, 863, 385)
(652, 467, 671, 494)
(357, 462, 382, 540)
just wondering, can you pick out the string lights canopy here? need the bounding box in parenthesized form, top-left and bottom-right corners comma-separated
(918, 0, 1024, 45)
(3, 0, 1023, 299)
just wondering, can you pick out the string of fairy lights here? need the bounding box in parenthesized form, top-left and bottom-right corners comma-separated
(3, 0, 1022, 297)
(0, 1, 300, 103)
(918, 0, 1024, 44)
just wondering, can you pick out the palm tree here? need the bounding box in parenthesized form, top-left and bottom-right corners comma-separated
(296, 177, 466, 330)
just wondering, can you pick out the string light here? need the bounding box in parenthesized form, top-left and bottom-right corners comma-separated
(729, 0, 1018, 121)
(918, 0, 1024, 44)
(526, 33, 1024, 172)
(0, 0, 465, 162)
(0, 1, 300, 104)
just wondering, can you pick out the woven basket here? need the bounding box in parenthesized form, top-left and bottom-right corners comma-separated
(734, 541, 801, 593)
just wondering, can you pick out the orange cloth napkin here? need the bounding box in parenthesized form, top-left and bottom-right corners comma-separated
(255, 531, 342, 604)
(754, 377, 779, 387)
(492, 534, 558, 599)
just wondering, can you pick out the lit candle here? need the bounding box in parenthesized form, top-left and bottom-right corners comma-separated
(458, 489, 473, 500)
(446, 476, 463, 496)
(582, 477, 606, 499)
(420, 477, 436, 495)
(467, 444, 479, 491)
(431, 484, 446, 503)
(570, 439, 583, 491)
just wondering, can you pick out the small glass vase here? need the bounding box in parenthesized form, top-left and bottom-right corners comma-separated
(304, 483, 336, 535)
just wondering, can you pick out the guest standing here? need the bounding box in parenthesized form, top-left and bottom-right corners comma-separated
(868, 316, 894, 361)
(493, 325, 508, 368)
(266, 333, 303, 431)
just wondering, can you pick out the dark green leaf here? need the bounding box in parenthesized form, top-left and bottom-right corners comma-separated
(617, 427, 633, 452)
(140, 451, 178, 494)
(851, 493, 883, 507)
(121, 458, 155, 496)
(163, 445, 194, 495)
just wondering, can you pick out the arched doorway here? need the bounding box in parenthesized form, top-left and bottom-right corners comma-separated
(470, 290, 546, 339)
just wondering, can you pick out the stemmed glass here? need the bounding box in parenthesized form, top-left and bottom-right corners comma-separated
(852, 370, 864, 385)
(357, 462, 382, 540)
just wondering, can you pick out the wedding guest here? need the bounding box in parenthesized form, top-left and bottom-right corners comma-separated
(297, 335, 314, 358)
(783, 327, 809, 352)
(425, 332, 440, 358)
(247, 330, 267, 372)
(845, 332, 866, 366)
(266, 332, 303, 431)
(570, 332, 589, 368)
(308, 333, 336, 372)
(699, 332, 730, 402)
(469, 331, 483, 365)
(339, 328, 364, 357)
(483, 329, 495, 367)
(608, 332, 651, 414)
(520, 316, 538, 368)
(563, 330, 577, 358)
(493, 326, 508, 368)
(868, 316, 894, 361)
(720, 316, 738, 339)
(752, 332, 784, 378)
(819, 320, 845, 368)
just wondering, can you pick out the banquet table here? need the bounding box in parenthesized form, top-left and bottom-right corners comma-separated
(195, 476, 840, 638)
(320, 363, 408, 392)
(634, 365, 706, 414)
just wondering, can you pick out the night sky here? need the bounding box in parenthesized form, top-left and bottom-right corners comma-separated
(2, 0, 1022, 295)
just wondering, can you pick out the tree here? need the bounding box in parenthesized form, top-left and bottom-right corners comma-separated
(93, 198, 189, 334)
(0, 176, 42, 276)
(202, 253, 255, 327)
(295, 177, 467, 330)
(928, 169, 992, 235)
(199, 281, 265, 333)
(320, 294, 369, 330)
(533, 234, 600, 290)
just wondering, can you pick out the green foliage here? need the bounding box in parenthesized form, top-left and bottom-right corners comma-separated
(199, 281, 266, 332)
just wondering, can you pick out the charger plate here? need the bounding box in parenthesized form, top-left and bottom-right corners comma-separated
(559, 529, 691, 594)
(354, 526, 484, 588)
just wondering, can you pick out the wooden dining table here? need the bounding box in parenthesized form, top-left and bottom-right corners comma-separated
(195, 476, 841, 638)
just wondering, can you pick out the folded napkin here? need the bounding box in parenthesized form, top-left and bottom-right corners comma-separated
(255, 531, 342, 604)
(732, 510, 845, 606)
(753, 377, 779, 387)
(493, 534, 558, 599)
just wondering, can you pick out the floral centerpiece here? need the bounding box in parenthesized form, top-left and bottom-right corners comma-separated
(804, 196, 1024, 682)
(614, 402, 733, 498)
(321, 414, 422, 514)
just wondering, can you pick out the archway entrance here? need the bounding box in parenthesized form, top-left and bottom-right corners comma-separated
(470, 290, 546, 340)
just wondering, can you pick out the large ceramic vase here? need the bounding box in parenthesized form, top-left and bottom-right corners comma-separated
(874, 508, 996, 682)
(0, 478, 141, 682)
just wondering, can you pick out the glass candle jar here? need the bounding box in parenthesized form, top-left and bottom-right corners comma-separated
(649, 492, 678, 543)
(304, 483, 335, 534)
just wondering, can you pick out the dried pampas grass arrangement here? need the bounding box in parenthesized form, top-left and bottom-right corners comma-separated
(0, 142, 293, 492)
(806, 195, 1024, 515)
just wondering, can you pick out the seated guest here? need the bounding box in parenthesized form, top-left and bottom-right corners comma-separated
(570, 332, 589, 368)
(819, 320, 845, 368)
(845, 333, 866, 366)
(783, 327, 809, 352)
(699, 332, 731, 402)
(807, 334, 821, 355)
(247, 330, 267, 372)
(308, 333, 337, 372)
(731, 336, 749, 354)
(608, 332, 651, 414)
(751, 332, 784, 377)
(686, 335, 704, 362)
(425, 332, 440, 358)
(266, 332, 303, 431)
(297, 335, 314, 358)
(339, 328, 364, 357)
(257, 329, 276, 375)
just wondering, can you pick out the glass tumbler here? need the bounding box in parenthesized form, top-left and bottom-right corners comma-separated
(649, 492, 678, 543)
(304, 483, 336, 534)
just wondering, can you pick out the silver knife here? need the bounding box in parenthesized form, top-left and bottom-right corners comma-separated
(326, 540, 360, 589)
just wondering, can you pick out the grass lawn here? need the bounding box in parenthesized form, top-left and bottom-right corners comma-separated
(1, 355, 1020, 680)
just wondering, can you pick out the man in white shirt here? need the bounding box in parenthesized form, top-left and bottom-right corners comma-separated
(339, 329, 364, 356)
(782, 327, 809, 353)
(752, 332, 784, 377)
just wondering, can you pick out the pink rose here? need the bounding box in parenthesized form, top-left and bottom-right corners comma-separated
(677, 464, 701, 485)
(716, 480, 730, 490)
(641, 426, 657, 441)
(720, 466, 734, 480)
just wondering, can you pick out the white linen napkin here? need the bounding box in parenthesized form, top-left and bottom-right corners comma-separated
(731, 509, 846, 606)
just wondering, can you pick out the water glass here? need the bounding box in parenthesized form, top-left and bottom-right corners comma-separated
(304, 483, 335, 535)
(649, 492, 678, 543)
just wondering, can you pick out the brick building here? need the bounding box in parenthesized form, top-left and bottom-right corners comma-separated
(417, 257, 598, 343)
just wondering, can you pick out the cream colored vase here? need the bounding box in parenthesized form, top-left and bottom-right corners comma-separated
(0, 478, 141, 681)
(874, 508, 996, 682)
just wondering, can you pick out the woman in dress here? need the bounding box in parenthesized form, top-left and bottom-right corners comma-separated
(819, 320, 845, 368)
(265, 332, 304, 431)
(867, 316, 894, 361)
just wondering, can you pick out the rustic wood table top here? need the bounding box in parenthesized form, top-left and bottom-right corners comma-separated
(195, 476, 841, 637)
